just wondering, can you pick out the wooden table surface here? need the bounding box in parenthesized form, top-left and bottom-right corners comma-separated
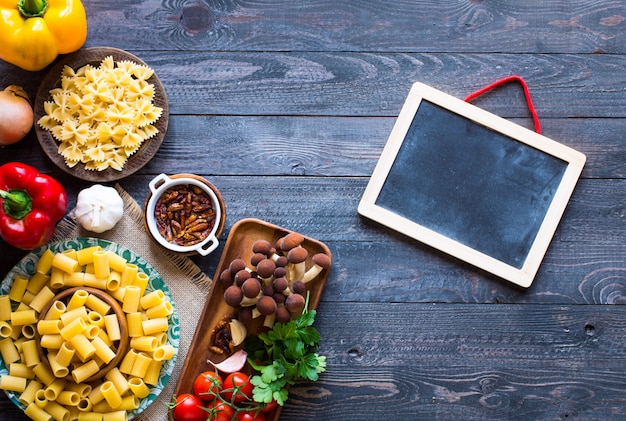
(1, 1, 625, 420)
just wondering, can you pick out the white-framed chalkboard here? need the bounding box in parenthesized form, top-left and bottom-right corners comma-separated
(358, 82, 586, 288)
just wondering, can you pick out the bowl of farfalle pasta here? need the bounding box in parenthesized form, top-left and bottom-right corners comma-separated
(34, 47, 169, 182)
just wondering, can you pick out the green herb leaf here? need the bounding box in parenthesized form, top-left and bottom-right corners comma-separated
(245, 291, 326, 407)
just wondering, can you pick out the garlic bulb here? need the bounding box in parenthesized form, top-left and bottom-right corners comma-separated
(75, 185, 124, 233)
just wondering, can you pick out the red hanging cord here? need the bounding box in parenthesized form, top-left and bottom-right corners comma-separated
(463, 75, 541, 134)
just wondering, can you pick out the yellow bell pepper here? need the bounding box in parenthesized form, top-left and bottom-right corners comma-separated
(0, 0, 87, 71)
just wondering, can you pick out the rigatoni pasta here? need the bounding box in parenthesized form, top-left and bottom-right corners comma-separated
(23, 402, 53, 421)
(0, 295, 12, 320)
(0, 243, 176, 421)
(0, 374, 27, 392)
(19, 379, 43, 406)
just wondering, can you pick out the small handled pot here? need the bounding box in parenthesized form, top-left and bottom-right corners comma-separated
(145, 174, 222, 256)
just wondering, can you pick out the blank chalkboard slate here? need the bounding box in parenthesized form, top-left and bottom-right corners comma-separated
(358, 82, 586, 288)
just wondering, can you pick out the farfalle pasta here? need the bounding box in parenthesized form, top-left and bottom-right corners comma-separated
(37, 56, 163, 171)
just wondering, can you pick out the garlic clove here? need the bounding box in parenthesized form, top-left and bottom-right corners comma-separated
(207, 349, 248, 373)
(229, 319, 247, 347)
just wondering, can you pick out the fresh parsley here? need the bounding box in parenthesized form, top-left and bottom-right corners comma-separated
(246, 292, 326, 406)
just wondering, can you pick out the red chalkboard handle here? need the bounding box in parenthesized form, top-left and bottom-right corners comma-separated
(464, 75, 541, 134)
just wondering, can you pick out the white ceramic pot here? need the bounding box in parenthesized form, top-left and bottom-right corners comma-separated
(145, 174, 221, 256)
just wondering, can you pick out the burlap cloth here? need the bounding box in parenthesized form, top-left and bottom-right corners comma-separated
(51, 184, 212, 421)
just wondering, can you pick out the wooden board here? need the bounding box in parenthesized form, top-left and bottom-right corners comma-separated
(1, 0, 624, 419)
(358, 82, 586, 288)
(170, 218, 332, 421)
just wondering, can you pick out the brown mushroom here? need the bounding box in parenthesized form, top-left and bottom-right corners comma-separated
(256, 296, 277, 316)
(229, 258, 247, 274)
(274, 266, 287, 279)
(219, 268, 233, 288)
(234, 269, 251, 286)
(285, 293, 305, 317)
(277, 232, 304, 253)
(256, 258, 276, 281)
(274, 255, 288, 267)
(250, 252, 266, 267)
(287, 246, 308, 282)
(224, 285, 243, 307)
(241, 278, 262, 299)
(292, 280, 306, 295)
(262, 283, 275, 297)
(252, 239, 273, 256)
(275, 306, 291, 323)
(273, 292, 286, 304)
(301, 253, 332, 283)
(273, 277, 288, 293)
(237, 306, 253, 324)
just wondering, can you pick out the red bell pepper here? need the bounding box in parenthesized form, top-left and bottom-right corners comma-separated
(0, 162, 67, 250)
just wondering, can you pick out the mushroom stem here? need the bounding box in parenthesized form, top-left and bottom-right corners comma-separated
(301, 253, 332, 283)
(260, 275, 274, 287)
(263, 313, 276, 328)
(301, 266, 321, 283)
(240, 291, 262, 307)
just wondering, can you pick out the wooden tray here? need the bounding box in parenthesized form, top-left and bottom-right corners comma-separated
(171, 218, 332, 421)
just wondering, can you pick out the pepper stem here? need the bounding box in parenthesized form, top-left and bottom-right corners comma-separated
(0, 189, 33, 220)
(18, 0, 48, 18)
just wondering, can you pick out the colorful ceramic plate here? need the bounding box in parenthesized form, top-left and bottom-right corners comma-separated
(34, 47, 169, 182)
(0, 238, 179, 420)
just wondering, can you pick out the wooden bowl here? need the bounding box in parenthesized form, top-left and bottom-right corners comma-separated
(35, 287, 129, 383)
(34, 47, 169, 182)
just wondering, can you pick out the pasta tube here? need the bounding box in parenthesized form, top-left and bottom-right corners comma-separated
(0, 321, 12, 338)
(72, 360, 100, 384)
(51, 253, 79, 274)
(36, 249, 55, 274)
(120, 264, 138, 287)
(9, 275, 28, 302)
(0, 337, 21, 364)
(19, 379, 43, 407)
(67, 289, 89, 311)
(101, 380, 122, 409)
(0, 295, 11, 320)
(24, 403, 53, 421)
(122, 285, 141, 313)
(93, 250, 111, 280)
(0, 374, 27, 392)
(128, 377, 150, 399)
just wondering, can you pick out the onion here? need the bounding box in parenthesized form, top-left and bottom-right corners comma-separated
(0, 85, 34, 146)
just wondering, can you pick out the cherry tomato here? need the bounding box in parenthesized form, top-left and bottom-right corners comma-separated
(222, 372, 253, 403)
(236, 410, 266, 421)
(193, 371, 222, 402)
(258, 399, 278, 413)
(172, 393, 206, 421)
(206, 400, 235, 421)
